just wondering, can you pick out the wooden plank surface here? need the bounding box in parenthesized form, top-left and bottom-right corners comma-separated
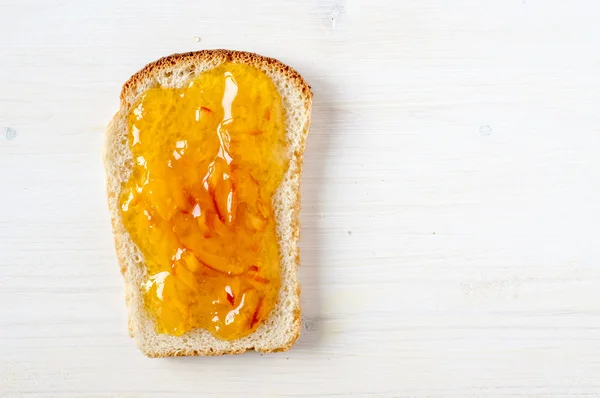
(1, 0, 600, 396)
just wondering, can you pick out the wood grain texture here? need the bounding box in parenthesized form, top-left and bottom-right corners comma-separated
(1, 0, 600, 396)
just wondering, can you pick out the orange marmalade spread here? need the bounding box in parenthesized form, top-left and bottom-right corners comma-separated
(119, 62, 288, 340)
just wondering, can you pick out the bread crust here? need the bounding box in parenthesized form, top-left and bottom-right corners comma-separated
(103, 50, 312, 357)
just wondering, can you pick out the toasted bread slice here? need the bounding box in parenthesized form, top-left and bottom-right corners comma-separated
(103, 50, 312, 357)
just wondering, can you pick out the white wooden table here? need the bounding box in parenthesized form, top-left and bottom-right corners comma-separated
(2, 0, 600, 396)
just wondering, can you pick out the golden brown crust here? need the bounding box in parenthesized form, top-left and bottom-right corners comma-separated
(120, 50, 312, 111)
(105, 50, 311, 357)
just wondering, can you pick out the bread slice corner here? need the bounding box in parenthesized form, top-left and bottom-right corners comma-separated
(103, 50, 312, 357)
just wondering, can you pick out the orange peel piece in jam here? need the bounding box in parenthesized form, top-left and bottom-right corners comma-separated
(119, 62, 288, 340)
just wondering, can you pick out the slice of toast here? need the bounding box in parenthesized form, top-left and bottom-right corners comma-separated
(103, 50, 312, 357)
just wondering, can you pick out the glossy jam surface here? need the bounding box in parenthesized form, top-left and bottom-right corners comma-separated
(119, 62, 288, 340)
